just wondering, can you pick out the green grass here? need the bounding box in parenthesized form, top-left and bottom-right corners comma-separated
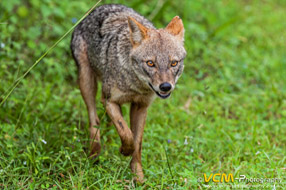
(1, 0, 286, 189)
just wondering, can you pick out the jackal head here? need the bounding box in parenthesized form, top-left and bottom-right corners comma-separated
(128, 16, 186, 99)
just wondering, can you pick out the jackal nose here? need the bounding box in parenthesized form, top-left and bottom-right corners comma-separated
(159, 82, 172, 92)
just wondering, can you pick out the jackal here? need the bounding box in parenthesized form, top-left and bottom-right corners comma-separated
(71, 4, 186, 182)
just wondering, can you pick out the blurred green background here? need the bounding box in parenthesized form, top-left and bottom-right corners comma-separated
(1, 0, 286, 189)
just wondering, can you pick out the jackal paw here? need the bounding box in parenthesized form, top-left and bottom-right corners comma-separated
(131, 162, 145, 183)
(132, 169, 145, 184)
(133, 175, 145, 184)
(89, 142, 101, 159)
(119, 144, 135, 156)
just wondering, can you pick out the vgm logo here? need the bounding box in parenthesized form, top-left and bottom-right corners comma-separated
(203, 173, 234, 183)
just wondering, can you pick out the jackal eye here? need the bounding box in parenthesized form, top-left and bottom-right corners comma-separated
(146, 60, 155, 67)
(171, 60, 178, 67)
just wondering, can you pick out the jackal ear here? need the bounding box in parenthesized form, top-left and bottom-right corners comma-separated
(165, 16, 184, 41)
(128, 17, 149, 46)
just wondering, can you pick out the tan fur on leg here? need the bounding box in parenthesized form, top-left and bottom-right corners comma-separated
(130, 103, 148, 183)
(77, 39, 101, 158)
(105, 101, 134, 156)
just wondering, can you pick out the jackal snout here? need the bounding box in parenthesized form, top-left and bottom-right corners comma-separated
(148, 73, 175, 99)
(159, 82, 172, 92)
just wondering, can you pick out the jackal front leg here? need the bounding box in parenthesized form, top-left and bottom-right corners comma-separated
(130, 103, 148, 183)
(105, 101, 135, 156)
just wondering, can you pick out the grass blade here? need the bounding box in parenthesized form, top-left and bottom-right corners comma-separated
(0, 0, 102, 107)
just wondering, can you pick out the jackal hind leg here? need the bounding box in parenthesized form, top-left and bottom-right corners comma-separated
(76, 39, 101, 159)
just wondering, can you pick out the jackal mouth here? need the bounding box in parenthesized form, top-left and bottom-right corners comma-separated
(148, 83, 171, 99)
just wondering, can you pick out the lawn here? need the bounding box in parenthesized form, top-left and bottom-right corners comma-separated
(1, 0, 286, 189)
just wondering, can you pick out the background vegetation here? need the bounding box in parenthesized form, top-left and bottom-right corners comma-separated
(1, 0, 286, 189)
